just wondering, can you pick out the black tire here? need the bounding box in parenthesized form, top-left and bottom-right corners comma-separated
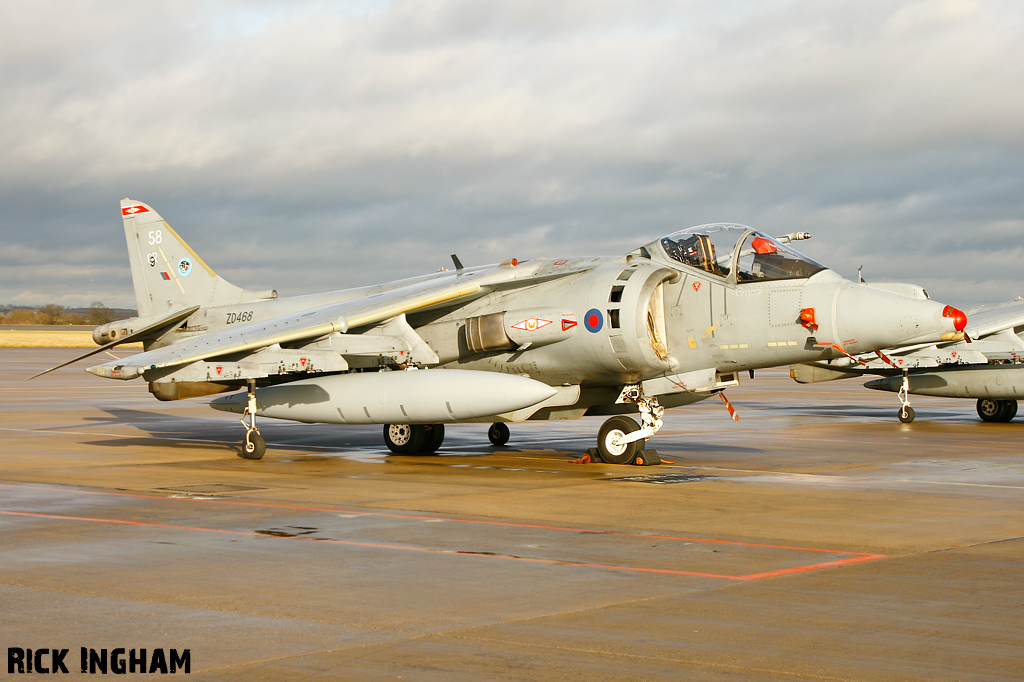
(977, 399, 1016, 423)
(597, 416, 642, 464)
(898, 406, 915, 424)
(383, 423, 428, 454)
(422, 424, 445, 453)
(487, 422, 510, 446)
(240, 432, 266, 460)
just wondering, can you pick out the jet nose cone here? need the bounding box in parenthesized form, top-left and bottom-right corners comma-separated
(834, 285, 964, 353)
(943, 305, 968, 332)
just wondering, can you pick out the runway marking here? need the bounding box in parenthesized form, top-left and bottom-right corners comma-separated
(0, 509, 746, 579)
(0, 509, 885, 581)
(0, 483, 886, 581)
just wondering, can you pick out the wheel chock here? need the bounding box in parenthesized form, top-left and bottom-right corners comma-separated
(570, 448, 603, 464)
(633, 449, 661, 466)
(572, 448, 665, 466)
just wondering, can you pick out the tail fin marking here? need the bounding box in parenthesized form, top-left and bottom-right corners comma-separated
(120, 199, 276, 317)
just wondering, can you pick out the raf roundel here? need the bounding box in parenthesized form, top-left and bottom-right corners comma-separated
(584, 308, 603, 333)
(177, 257, 192, 277)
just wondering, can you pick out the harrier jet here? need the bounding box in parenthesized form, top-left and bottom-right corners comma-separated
(40, 200, 967, 462)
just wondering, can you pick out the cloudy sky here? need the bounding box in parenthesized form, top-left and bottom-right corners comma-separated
(1, 0, 1022, 311)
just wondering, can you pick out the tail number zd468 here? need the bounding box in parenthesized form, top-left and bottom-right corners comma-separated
(226, 311, 254, 324)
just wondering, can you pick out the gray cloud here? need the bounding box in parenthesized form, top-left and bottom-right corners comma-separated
(1, 0, 1022, 310)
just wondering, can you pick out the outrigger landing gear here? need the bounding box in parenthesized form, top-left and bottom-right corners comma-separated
(595, 385, 665, 464)
(239, 380, 266, 460)
(487, 422, 510, 446)
(897, 368, 915, 423)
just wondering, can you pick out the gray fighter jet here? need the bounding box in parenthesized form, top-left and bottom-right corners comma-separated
(792, 299, 1024, 423)
(41, 200, 967, 462)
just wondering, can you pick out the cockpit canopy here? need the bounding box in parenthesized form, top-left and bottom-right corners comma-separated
(634, 224, 826, 283)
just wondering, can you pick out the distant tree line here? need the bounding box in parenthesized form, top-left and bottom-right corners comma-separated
(0, 302, 135, 326)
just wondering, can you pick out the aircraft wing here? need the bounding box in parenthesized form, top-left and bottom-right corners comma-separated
(88, 277, 483, 380)
(862, 298, 1024, 366)
(29, 304, 200, 380)
(965, 299, 1024, 339)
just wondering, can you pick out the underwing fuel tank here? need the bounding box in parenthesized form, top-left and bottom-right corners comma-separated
(210, 369, 558, 424)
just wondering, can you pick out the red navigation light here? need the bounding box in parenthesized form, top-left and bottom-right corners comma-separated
(942, 305, 967, 332)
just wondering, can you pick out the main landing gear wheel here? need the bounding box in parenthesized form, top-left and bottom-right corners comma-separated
(423, 424, 445, 453)
(488, 422, 510, 446)
(977, 399, 1017, 423)
(898, 406, 916, 424)
(597, 416, 642, 464)
(241, 432, 266, 460)
(383, 423, 428, 454)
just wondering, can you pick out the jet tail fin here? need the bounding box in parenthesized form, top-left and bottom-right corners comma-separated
(120, 199, 276, 317)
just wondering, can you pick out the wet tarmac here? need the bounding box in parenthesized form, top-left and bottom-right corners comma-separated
(2, 349, 1022, 680)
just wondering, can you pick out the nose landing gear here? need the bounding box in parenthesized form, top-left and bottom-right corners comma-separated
(597, 416, 643, 464)
(594, 385, 665, 464)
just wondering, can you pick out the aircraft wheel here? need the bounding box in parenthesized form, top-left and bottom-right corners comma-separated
(897, 406, 915, 424)
(488, 422, 510, 446)
(977, 399, 1016, 423)
(240, 432, 266, 460)
(384, 423, 427, 454)
(423, 424, 445, 453)
(977, 399, 1005, 422)
(597, 416, 641, 464)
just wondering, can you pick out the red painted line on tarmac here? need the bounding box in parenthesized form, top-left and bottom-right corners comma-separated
(0, 510, 741, 580)
(0, 483, 889, 579)
(736, 553, 890, 580)
(0, 482, 878, 558)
